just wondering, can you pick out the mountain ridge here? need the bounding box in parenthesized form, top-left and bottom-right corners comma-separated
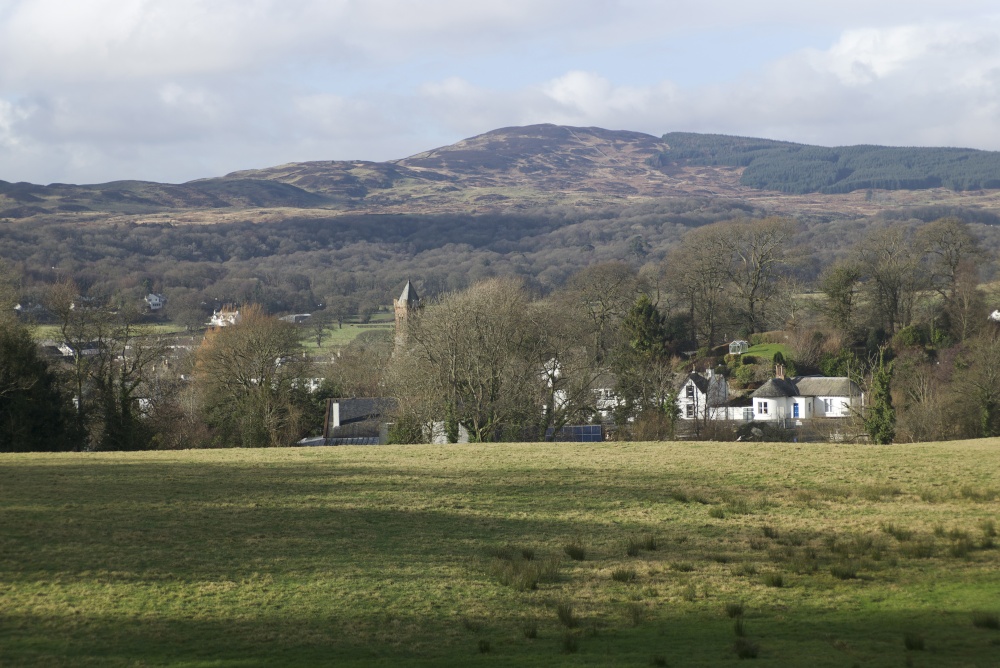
(4, 124, 1000, 220)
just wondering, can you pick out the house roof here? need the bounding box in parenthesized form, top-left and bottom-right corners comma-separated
(335, 397, 399, 425)
(792, 376, 862, 397)
(398, 280, 420, 305)
(684, 372, 709, 393)
(751, 378, 799, 398)
(751, 376, 861, 399)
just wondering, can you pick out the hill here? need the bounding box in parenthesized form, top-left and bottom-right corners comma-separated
(653, 132, 1000, 194)
(6, 124, 1000, 223)
(3, 441, 1000, 665)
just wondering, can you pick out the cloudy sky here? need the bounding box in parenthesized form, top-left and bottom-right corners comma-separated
(2, 0, 1000, 184)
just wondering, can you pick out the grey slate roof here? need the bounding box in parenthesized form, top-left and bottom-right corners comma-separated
(398, 280, 420, 305)
(684, 372, 709, 393)
(751, 378, 799, 398)
(751, 376, 861, 399)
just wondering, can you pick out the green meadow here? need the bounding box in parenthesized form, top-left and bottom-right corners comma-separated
(2, 441, 1000, 666)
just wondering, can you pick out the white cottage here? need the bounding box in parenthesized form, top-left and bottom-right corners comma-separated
(750, 365, 862, 422)
(677, 370, 730, 420)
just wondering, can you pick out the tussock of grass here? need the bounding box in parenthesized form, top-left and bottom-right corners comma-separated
(564, 541, 587, 561)
(900, 539, 936, 559)
(972, 612, 1000, 629)
(671, 561, 695, 573)
(762, 573, 784, 588)
(627, 603, 644, 626)
(561, 632, 579, 653)
(734, 563, 759, 577)
(477, 639, 491, 654)
(830, 563, 858, 580)
(650, 654, 668, 667)
(725, 602, 745, 618)
(859, 484, 902, 502)
(733, 637, 760, 658)
(557, 603, 578, 628)
(522, 620, 538, 639)
(903, 632, 925, 651)
(709, 507, 726, 519)
(733, 616, 747, 637)
(881, 522, 913, 541)
(489, 554, 560, 591)
(612, 567, 637, 583)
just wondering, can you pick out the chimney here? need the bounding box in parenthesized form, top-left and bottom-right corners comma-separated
(775, 364, 785, 380)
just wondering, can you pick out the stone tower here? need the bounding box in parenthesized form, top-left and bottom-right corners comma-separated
(394, 280, 420, 349)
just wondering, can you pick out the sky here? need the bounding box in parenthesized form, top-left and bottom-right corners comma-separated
(2, 1, 1000, 184)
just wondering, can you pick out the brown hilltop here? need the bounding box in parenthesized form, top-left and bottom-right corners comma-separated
(5, 124, 1000, 222)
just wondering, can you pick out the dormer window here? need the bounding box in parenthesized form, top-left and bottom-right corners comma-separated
(686, 385, 695, 398)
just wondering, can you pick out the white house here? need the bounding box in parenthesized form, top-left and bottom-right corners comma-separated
(677, 370, 730, 420)
(145, 293, 166, 311)
(209, 307, 241, 328)
(750, 366, 862, 422)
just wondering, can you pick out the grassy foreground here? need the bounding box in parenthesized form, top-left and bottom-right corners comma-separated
(2, 442, 1000, 667)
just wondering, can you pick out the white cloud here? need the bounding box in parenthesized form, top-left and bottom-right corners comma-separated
(4, 4, 1000, 183)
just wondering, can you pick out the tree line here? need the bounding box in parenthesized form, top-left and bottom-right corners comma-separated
(2, 214, 1000, 451)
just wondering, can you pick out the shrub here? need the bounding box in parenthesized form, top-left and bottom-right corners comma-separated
(973, 612, 1000, 630)
(733, 637, 760, 659)
(612, 567, 637, 583)
(564, 541, 587, 561)
(557, 603, 578, 628)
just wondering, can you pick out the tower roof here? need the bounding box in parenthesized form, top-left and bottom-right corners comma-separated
(398, 280, 420, 305)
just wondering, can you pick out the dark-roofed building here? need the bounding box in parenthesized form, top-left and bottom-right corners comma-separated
(677, 369, 729, 420)
(322, 397, 399, 445)
(750, 365, 863, 421)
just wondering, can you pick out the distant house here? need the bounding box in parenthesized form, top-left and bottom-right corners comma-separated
(750, 365, 862, 422)
(677, 370, 730, 420)
(209, 307, 241, 328)
(322, 398, 398, 445)
(145, 293, 166, 311)
(279, 313, 312, 324)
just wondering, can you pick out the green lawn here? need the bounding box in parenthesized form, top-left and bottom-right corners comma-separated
(31, 323, 188, 340)
(2, 441, 1000, 666)
(744, 343, 792, 361)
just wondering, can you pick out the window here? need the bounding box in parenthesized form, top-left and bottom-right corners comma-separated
(685, 403, 695, 418)
(743, 407, 753, 421)
(757, 401, 768, 415)
(823, 398, 832, 413)
(686, 384, 695, 398)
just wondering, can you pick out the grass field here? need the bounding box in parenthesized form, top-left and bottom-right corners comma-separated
(2, 441, 1000, 666)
